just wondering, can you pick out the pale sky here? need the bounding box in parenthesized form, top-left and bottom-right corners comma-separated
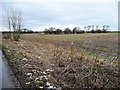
(0, 0, 119, 31)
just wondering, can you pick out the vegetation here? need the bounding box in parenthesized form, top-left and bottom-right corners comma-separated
(2, 33, 119, 89)
(3, 6, 22, 41)
(43, 25, 109, 35)
(64, 28, 72, 34)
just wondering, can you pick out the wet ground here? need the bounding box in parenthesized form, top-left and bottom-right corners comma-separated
(0, 50, 21, 89)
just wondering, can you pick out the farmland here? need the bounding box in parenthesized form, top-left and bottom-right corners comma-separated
(2, 33, 119, 89)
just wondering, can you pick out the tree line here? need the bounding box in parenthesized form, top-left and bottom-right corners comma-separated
(44, 25, 109, 34)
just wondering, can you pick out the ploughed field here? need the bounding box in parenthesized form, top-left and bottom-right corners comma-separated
(2, 33, 119, 89)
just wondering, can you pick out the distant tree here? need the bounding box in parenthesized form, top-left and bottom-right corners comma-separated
(22, 28, 33, 33)
(102, 25, 109, 33)
(103, 25, 106, 30)
(56, 29, 62, 34)
(73, 28, 76, 34)
(44, 29, 49, 34)
(86, 25, 91, 33)
(77, 30, 85, 34)
(73, 27, 81, 34)
(49, 27, 56, 34)
(44, 27, 60, 34)
(101, 29, 107, 33)
(91, 30, 95, 33)
(87, 25, 91, 30)
(96, 29, 102, 33)
(23, 28, 27, 32)
(64, 28, 71, 34)
(28, 30, 34, 33)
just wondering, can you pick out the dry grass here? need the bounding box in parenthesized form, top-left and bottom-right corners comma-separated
(2, 33, 119, 88)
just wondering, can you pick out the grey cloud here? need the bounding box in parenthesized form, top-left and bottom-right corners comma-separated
(0, 1, 118, 31)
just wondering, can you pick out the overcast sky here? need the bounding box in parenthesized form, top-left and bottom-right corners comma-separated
(0, 0, 119, 31)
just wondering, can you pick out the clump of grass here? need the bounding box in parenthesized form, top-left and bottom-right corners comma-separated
(51, 41, 119, 88)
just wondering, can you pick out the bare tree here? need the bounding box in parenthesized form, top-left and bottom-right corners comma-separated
(87, 25, 91, 31)
(10, 8, 22, 41)
(103, 25, 109, 30)
(3, 5, 22, 41)
(103, 25, 106, 30)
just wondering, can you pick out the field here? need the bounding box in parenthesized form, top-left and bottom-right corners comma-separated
(2, 33, 119, 89)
